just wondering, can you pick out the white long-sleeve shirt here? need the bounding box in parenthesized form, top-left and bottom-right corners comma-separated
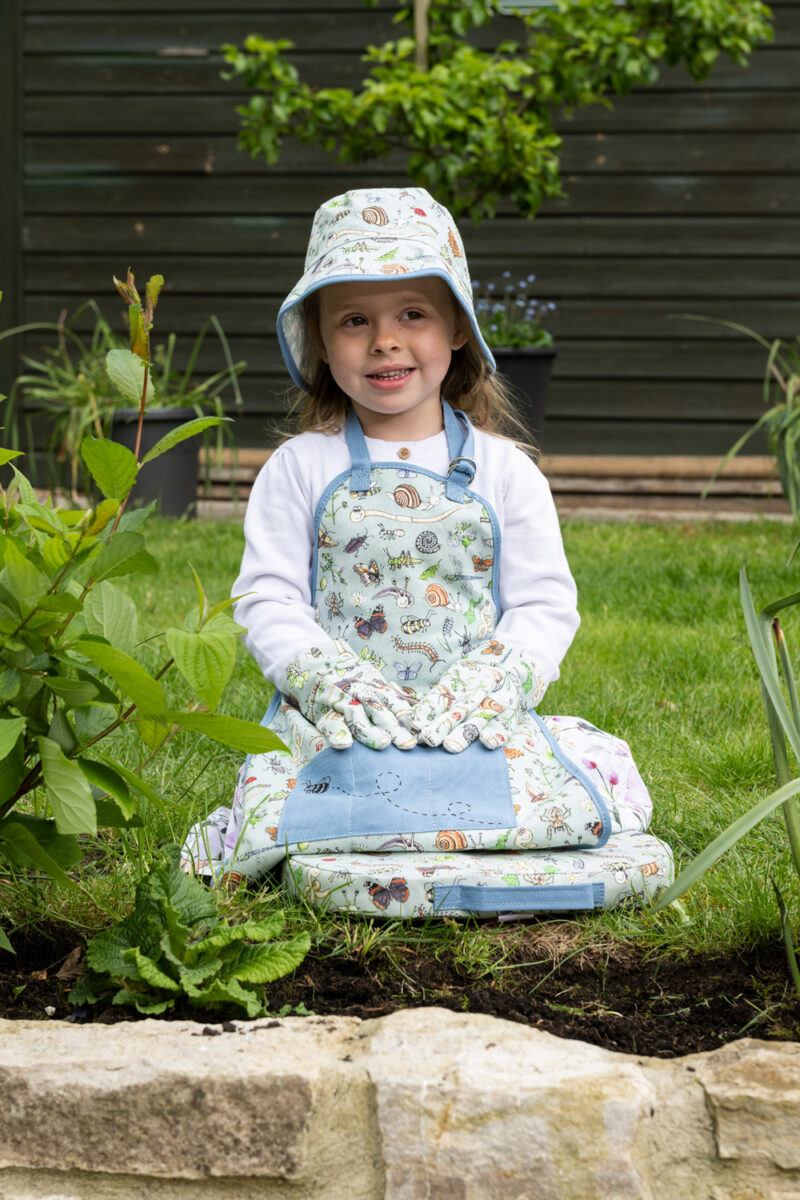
(233, 424, 579, 688)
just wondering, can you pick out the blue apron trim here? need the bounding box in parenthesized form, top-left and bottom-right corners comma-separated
(277, 738, 516, 843)
(345, 402, 473, 493)
(528, 711, 612, 847)
(432, 882, 606, 913)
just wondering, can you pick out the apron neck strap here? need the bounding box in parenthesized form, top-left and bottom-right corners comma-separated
(345, 402, 476, 497)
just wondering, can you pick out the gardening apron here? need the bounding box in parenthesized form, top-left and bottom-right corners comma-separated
(184, 403, 655, 884)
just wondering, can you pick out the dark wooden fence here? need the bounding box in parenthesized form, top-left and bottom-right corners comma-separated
(2, 0, 798, 454)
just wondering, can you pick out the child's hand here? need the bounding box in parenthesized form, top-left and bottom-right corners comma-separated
(406, 645, 544, 753)
(280, 641, 417, 751)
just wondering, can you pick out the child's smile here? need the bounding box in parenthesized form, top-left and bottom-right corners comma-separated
(318, 277, 467, 440)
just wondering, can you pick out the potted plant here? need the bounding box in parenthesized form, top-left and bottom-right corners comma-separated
(0, 295, 245, 516)
(473, 272, 557, 441)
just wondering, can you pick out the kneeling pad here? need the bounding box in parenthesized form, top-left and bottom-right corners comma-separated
(283, 831, 673, 918)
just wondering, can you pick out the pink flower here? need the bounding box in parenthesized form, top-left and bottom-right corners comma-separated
(608, 773, 619, 786)
(582, 757, 597, 770)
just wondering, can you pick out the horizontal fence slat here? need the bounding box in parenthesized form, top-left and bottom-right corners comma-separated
(23, 89, 800, 136)
(21, 255, 800, 298)
(17, 290, 800, 341)
(21, 173, 800, 215)
(22, 132, 800, 176)
(21, 214, 800, 258)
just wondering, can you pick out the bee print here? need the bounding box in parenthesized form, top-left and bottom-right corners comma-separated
(353, 559, 381, 586)
(473, 555, 493, 572)
(482, 640, 504, 656)
(354, 605, 387, 639)
(401, 616, 431, 635)
(304, 777, 331, 794)
(585, 819, 604, 838)
(367, 877, 410, 910)
(395, 660, 422, 681)
(326, 591, 343, 617)
(318, 528, 338, 549)
(350, 482, 380, 497)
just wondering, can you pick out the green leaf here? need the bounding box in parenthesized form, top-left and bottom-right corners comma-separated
(94, 798, 142, 828)
(0, 539, 50, 613)
(230, 934, 311, 984)
(80, 437, 139, 500)
(37, 735, 97, 835)
(0, 449, 22, 466)
(86, 498, 121, 536)
(83, 580, 138, 653)
(91, 530, 157, 581)
(140, 416, 228, 466)
(0, 717, 25, 759)
(186, 913, 285, 961)
(166, 627, 237, 713)
(93, 757, 164, 807)
(0, 735, 25, 806)
(0, 926, 14, 953)
(0, 818, 77, 887)
(164, 709, 288, 753)
(0, 668, 20, 701)
(79, 757, 135, 819)
(43, 677, 99, 707)
(47, 708, 79, 755)
(123, 947, 181, 992)
(185, 975, 265, 1018)
(105, 347, 155, 407)
(75, 639, 167, 719)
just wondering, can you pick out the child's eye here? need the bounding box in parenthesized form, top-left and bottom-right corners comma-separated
(343, 315, 367, 327)
(402, 309, 424, 321)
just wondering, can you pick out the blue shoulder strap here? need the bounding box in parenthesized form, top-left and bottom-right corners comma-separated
(345, 402, 476, 499)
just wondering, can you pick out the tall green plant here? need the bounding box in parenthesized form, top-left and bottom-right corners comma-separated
(675, 317, 800, 521)
(653, 568, 800, 993)
(0, 276, 284, 955)
(221, 0, 772, 221)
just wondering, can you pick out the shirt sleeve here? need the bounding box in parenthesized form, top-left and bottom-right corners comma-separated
(231, 441, 338, 684)
(493, 444, 579, 685)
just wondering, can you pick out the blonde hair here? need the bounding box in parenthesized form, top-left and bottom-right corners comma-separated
(277, 289, 540, 457)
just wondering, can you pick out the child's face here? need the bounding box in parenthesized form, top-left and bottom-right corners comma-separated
(317, 277, 467, 439)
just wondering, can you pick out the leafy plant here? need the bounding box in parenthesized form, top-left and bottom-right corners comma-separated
(221, 0, 772, 221)
(675, 317, 800, 520)
(69, 847, 311, 1016)
(0, 273, 284, 955)
(0, 299, 245, 497)
(653, 568, 800, 994)
(472, 272, 556, 348)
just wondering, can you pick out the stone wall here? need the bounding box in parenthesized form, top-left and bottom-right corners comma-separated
(1, 1008, 798, 1199)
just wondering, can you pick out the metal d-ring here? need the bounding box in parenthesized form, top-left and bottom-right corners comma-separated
(447, 455, 477, 481)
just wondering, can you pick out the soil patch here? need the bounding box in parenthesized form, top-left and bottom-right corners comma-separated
(2, 925, 798, 1057)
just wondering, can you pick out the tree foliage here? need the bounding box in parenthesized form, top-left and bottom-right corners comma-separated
(222, 0, 773, 220)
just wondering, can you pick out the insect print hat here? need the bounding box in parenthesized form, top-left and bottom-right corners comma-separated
(277, 187, 496, 390)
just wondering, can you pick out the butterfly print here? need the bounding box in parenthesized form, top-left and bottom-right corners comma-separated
(354, 606, 387, 639)
(473, 555, 493, 572)
(394, 660, 422, 680)
(353, 559, 381, 585)
(481, 639, 504, 656)
(367, 877, 410, 910)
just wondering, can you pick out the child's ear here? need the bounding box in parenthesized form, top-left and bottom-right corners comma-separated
(451, 324, 469, 352)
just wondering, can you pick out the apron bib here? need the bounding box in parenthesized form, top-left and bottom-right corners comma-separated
(211, 404, 655, 880)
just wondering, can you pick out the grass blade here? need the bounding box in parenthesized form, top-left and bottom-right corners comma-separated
(772, 878, 800, 996)
(651, 775, 800, 913)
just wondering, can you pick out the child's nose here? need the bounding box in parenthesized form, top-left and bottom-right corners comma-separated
(371, 322, 401, 351)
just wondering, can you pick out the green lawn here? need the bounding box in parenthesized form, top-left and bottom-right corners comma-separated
(4, 516, 800, 971)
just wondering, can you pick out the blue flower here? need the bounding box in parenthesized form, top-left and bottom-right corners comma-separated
(471, 279, 480, 290)
(487, 282, 495, 292)
(502, 270, 511, 278)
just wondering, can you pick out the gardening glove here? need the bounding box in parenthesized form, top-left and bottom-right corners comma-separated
(279, 640, 417, 751)
(404, 642, 545, 753)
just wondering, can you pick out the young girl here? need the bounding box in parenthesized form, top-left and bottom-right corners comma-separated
(183, 187, 653, 881)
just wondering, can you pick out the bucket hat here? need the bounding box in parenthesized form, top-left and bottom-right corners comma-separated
(277, 187, 496, 390)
